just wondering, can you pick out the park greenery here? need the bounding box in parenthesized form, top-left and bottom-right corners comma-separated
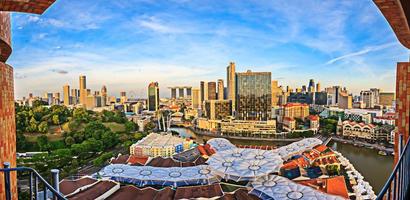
(15, 100, 150, 179)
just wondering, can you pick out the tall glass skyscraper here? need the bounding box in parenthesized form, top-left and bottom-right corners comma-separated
(236, 70, 272, 121)
(148, 82, 160, 111)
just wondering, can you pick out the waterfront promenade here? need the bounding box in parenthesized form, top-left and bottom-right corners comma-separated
(331, 137, 393, 154)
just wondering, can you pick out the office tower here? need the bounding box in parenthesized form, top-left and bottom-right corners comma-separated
(101, 85, 107, 106)
(186, 87, 192, 98)
(207, 82, 217, 100)
(370, 88, 380, 104)
(200, 81, 205, 108)
(79, 75, 87, 105)
(236, 70, 272, 121)
(148, 82, 160, 111)
(379, 92, 395, 107)
(227, 62, 236, 111)
(360, 90, 376, 108)
(296, 88, 302, 93)
(120, 91, 127, 104)
(271, 80, 283, 107)
(316, 82, 321, 92)
(339, 92, 353, 109)
(63, 85, 71, 106)
(179, 87, 184, 98)
(308, 79, 315, 92)
(170, 88, 177, 99)
(217, 79, 224, 100)
(44, 93, 53, 105)
(204, 100, 232, 120)
(29, 93, 33, 99)
(192, 88, 200, 109)
(301, 85, 307, 93)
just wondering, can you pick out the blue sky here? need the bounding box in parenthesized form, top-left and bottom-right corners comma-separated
(9, 0, 409, 98)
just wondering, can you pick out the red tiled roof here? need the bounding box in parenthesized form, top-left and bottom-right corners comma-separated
(127, 155, 148, 166)
(309, 115, 319, 121)
(297, 176, 349, 199)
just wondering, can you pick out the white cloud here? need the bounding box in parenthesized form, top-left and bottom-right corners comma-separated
(326, 42, 397, 65)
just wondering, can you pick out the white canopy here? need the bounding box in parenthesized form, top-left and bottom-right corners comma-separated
(206, 148, 283, 182)
(250, 175, 346, 200)
(207, 138, 237, 152)
(97, 164, 220, 187)
(272, 138, 322, 160)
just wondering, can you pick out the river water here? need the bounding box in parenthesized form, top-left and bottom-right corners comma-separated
(171, 127, 394, 193)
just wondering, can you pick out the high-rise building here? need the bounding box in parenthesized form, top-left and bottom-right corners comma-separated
(200, 81, 205, 108)
(207, 82, 217, 100)
(44, 93, 53, 105)
(338, 92, 353, 109)
(170, 88, 177, 99)
(186, 87, 192, 98)
(179, 87, 184, 98)
(379, 92, 395, 107)
(271, 80, 283, 106)
(79, 75, 87, 105)
(227, 62, 236, 111)
(360, 90, 376, 108)
(316, 82, 321, 92)
(101, 85, 107, 106)
(217, 79, 224, 100)
(308, 79, 315, 92)
(191, 88, 200, 109)
(148, 82, 160, 111)
(120, 91, 127, 104)
(236, 70, 272, 121)
(370, 88, 380, 105)
(63, 85, 71, 106)
(204, 100, 232, 120)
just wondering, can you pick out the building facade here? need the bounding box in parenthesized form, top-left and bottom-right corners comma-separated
(148, 82, 160, 111)
(217, 79, 224, 100)
(204, 100, 232, 120)
(207, 81, 217, 100)
(236, 70, 272, 121)
(227, 62, 236, 111)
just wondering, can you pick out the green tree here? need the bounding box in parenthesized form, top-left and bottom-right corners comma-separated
(65, 136, 75, 146)
(38, 121, 49, 133)
(52, 115, 60, 125)
(37, 135, 51, 151)
(125, 121, 136, 133)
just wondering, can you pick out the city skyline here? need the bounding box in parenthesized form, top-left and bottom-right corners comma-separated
(8, 0, 409, 98)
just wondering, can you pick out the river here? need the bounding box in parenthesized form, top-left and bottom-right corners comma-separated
(171, 127, 394, 193)
(328, 140, 393, 193)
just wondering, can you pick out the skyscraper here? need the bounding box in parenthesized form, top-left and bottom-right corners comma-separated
(217, 79, 224, 100)
(200, 81, 205, 108)
(192, 88, 200, 109)
(63, 84, 71, 106)
(179, 87, 185, 98)
(236, 70, 272, 121)
(227, 62, 236, 111)
(271, 80, 283, 106)
(148, 82, 160, 111)
(308, 79, 315, 92)
(208, 82, 217, 100)
(101, 85, 107, 106)
(316, 82, 321, 92)
(79, 75, 87, 105)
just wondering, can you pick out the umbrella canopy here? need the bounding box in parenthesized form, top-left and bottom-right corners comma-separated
(97, 164, 220, 187)
(207, 138, 236, 152)
(206, 148, 283, 182)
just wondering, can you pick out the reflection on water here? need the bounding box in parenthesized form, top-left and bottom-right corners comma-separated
(171, 127, 393, 194)
(328, 141, 393, 194)
(170, 127, 291, 146)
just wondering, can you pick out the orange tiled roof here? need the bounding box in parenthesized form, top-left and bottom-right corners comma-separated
(297, 176, 349, 199)
(127, 155, 148, 166)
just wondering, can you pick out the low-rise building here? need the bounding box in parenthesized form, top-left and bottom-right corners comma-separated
(337, 120, 392, 141)
(309, 115, 320, 133)
(220, 120, 276, 135)
(130, 133, 192, 157)
(283, 117, 296, 131)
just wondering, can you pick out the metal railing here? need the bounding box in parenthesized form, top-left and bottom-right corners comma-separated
(377, 134, 410, 200)
(0, 162, 67, 200)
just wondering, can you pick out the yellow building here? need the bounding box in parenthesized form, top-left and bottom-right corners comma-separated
(283, 103, 309, 119)
(130, 133, 191, 157)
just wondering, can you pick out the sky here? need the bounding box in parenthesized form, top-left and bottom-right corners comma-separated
(8, 0, 410, 99)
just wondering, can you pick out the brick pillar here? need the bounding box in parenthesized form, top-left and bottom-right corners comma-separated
(0, 62, 17, 199)
(395, 62, 410, 163)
